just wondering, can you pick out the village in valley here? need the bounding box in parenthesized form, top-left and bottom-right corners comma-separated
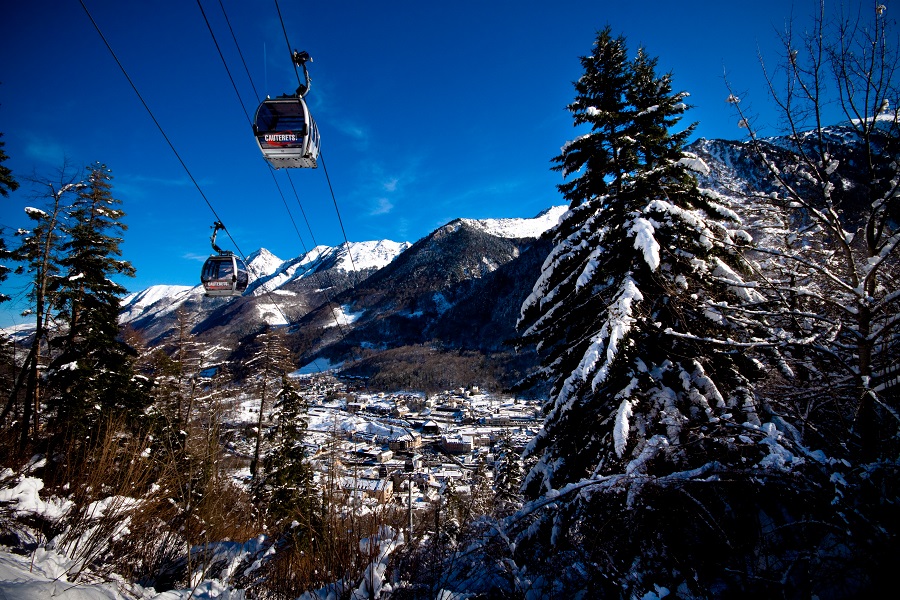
(228, 372, 541, 510)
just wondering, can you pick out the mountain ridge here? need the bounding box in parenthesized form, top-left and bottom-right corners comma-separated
(117, 207, 568, 382)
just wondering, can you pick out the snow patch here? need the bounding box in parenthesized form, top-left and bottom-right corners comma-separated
(256, 302, 288, 326)
(324, 304, 364, 328)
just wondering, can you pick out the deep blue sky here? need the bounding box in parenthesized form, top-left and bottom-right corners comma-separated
(1, 1, 832, 327)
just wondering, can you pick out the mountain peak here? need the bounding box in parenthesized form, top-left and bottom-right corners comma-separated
(246, 248, 283, 278)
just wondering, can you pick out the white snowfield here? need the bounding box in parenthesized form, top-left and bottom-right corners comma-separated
(119, 284, 198, 322)
(0, 466, 404, 599)
(461, 205, 567, 239)
(1, 550, 127, 600)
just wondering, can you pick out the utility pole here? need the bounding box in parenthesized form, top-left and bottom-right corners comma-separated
(408, 472, 413, 543)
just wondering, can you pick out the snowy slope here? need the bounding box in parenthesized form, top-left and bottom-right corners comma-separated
(334, 240, 413, 271)
(249, 240, 412, 295)
(462, 205, 567, 239)
(119, 284, 198, 323)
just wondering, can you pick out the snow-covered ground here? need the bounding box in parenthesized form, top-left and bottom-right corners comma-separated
(255, 301, 290, 325)
(0, 466, 404, 600)
(0, 471, 235, 599)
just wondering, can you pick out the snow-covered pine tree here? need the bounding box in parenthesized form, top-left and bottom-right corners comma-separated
(521, 29, 760, 497)
(45, 163, 150, 443)
(515, 29, 769, 595)
(493, 428, 524, 516)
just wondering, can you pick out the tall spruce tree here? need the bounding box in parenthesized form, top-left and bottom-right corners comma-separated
(492, 428, 524, 516)
(244, 326, 294, 480)
(259, 375, 316, 532)
(46, 163, 149, 442)
(515, 29, 772, 595)
(522, 28, 760, 496)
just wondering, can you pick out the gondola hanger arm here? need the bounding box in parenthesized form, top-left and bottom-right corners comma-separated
(210, 220, 228, 255)
(292, 49, 312, 97)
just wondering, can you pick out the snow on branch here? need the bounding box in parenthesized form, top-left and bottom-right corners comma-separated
(629, 217, 660, 270)
(24, 206, 49, 218)
(613, 378, 640, 457)
(586, 277, 643, 390)
(676, 152, 710, 176)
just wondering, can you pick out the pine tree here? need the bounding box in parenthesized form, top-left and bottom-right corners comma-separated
(260, 375, 316, 532)
(244, 326, 294, 480)
(522, 30, 760, 497)
(141, 308, 208, 477)
(0, 236, 10, 305)
(147, 308, 206, 428)
(45, 163, 149, 443)
(0, 132, 19, 303)
(492, 428, 523, 516)
(516, 29, 769, 595)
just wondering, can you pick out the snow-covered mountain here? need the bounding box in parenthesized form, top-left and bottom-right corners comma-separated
(119, 207, 566, 372)
(247, 240, 412, 295)
(119, 284, 199, 324)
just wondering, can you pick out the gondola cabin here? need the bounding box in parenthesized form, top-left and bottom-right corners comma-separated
(201, 254, 249, 297)
(253, 96, 320, 169)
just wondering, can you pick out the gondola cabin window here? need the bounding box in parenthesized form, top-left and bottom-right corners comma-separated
(203, 259, 232, 280)
(256, 101, 306, 135)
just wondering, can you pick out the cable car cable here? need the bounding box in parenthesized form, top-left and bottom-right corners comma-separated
(284, 171, 319, 247)
(197, 0, 323, 267)
(273, 0, 302, 91)
(272, 0, 361, 285)
(268, 0, 365, 338)
(216, 0, 261, 103)
(205, 0, 372, 365)
(201, 0, 353, 340)
(319, 154, 361, 286)
(268, 0, 377, 369)
(78, 0, 228, 227)
(196, 0, 254, 125)
(79, 0, 289, 323)
(198, 0, 315, 257)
